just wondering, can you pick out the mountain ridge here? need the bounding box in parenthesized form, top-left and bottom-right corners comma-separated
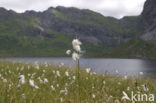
(0, 0, 156, 58)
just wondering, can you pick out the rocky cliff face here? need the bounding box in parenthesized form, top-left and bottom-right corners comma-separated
(140, 0, 156, 41)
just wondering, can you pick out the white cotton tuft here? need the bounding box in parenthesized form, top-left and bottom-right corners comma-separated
(73, 45, 81, 52)
(86, 68, 91, 73)
(72, 39, 82, 52)
(65, 71, 69, 76)
(66, 50, 71, 55)
(43, 78, 48, 83)
(51, 85, 56, 91)
(72, 39, 81, 46)
(19, 75, 25, 84)
(72, 52, 80, 61)
(56, 71, 60, 77)
(29, 79, 35, 87)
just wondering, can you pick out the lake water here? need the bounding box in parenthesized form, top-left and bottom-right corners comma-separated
(0, 57, 156, 77)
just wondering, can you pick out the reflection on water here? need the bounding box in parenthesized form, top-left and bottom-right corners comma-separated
(0, 57, 156, 77)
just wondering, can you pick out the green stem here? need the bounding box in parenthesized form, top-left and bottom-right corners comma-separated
(76, 59, 80, 103)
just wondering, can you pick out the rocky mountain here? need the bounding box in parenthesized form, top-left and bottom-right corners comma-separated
(0, 6, 140, 46)
(0, 0, 156, 58)
(140, 0, 156, 41)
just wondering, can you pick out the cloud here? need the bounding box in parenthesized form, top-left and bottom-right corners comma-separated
(0, 0, 146, 18)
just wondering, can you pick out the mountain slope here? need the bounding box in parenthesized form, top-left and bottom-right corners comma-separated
(0, 0, 156, 58)
(108, 0, 156, 59)
(104, 39, 156, 59)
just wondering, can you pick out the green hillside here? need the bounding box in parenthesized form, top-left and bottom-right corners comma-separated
(104, 39, 156, 59)
(0, 5, 156, 58)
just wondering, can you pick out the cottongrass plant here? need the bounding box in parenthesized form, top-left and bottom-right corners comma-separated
(66, 37, 83, 103)
(0, 61, 155, 103)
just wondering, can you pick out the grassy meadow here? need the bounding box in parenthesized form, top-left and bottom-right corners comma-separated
(0, 61, 155, 103)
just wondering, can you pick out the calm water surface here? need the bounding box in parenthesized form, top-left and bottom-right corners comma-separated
(0, 57, 156, 77)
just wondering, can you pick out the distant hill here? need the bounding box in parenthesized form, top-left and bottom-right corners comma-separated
(0, 0, 156, 58)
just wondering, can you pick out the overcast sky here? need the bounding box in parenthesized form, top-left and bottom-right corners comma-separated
(0, 0, 146, 18)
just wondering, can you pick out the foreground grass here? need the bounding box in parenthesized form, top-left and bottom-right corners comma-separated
(0, 62, 155, 103)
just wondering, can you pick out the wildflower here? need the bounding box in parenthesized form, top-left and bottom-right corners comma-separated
(19, 75, 25, 84)
(60, 88, 68, 95)
(86, 68, 91, 73)
(38, 77, 43, 83)
(34, 85, 39, 89)
(72, 52, 80, 61)
(3, 79, 7, 83)
(29, 79, 35, 87)
(65, 71, 69, 76)
(142, 84, 149, 91)
(92, 93, 96, 98)
(56, 84, 59, 87)
(29, 79, 39, 89)
(60, 90, 66, 94)
(73, 45, 81, 53)
(103, 80, 106, 85)
(72, 39, 82, 46)
(72, 39, 82, 52)
(9, 84, 12, 89)
(56, 71, 60, 77)
(66, 37, 83, 101)
(51, 85, 56, 91)
(43, 78, 48, 83)
(66, 50, 71, 55)
(73, 76, 76, 80)
(52, 70, 55, 74)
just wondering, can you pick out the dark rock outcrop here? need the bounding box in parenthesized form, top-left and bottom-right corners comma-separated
(140, 0, 156, 41)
